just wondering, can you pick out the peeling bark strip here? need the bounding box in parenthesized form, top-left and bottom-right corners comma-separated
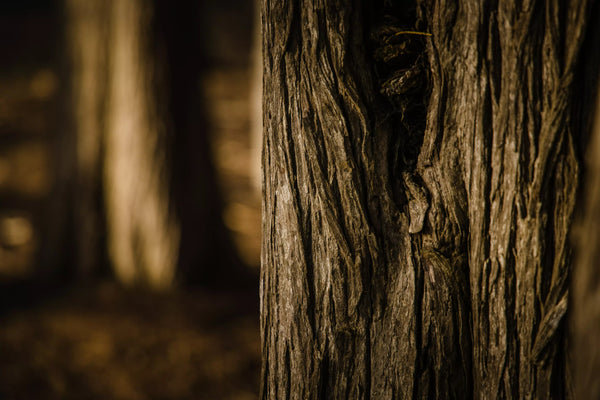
(261, 0, 596, 399)
(424, 1, 593, 397)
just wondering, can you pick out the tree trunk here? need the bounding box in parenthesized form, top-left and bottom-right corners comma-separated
(261, 0, 598, 398)
(38, 0, 110, 280)
(101, 0, 180, 287)
(53, 0, 237, 288)
(571, 54, 600, 400)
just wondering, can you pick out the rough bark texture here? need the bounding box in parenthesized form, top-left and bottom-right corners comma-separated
(425, 1, 595, 398)
(261, 0, 598, 398)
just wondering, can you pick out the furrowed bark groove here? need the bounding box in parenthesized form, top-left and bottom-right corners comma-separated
(261, 0, 598, 398)
(422, 1, 593, 397)
(262, 1, 468, 398)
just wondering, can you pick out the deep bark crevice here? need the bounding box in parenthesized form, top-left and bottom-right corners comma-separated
(261, 0, 598, 398)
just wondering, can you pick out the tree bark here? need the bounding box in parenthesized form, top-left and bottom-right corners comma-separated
(261, 0, 598, 398)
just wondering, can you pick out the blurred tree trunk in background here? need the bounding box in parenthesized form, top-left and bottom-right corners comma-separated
(41, 0, 239, 288)
(102, 0, 179, 288)
(61, 0, 110, 281)
(261, 0, 599, 398)
(38, 0, 109, 282)
(572, 72, 600, 399)
(152, 0, 243, 286)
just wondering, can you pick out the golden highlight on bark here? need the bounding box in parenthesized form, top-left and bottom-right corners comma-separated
(261, 0, 598, 398)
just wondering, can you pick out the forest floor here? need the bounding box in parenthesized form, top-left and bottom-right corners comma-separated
(0, 283, 260, 400)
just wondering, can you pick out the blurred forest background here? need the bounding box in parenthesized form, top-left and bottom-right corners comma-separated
(0, 0, 262, 399)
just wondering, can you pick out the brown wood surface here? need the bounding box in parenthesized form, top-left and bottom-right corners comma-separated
(260, 0, 599, 398)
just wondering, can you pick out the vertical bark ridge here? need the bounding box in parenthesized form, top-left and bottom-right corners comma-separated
(263, 0, 471, 398)
(262, 0, 596, 398)
(424, 0, 594, 398)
